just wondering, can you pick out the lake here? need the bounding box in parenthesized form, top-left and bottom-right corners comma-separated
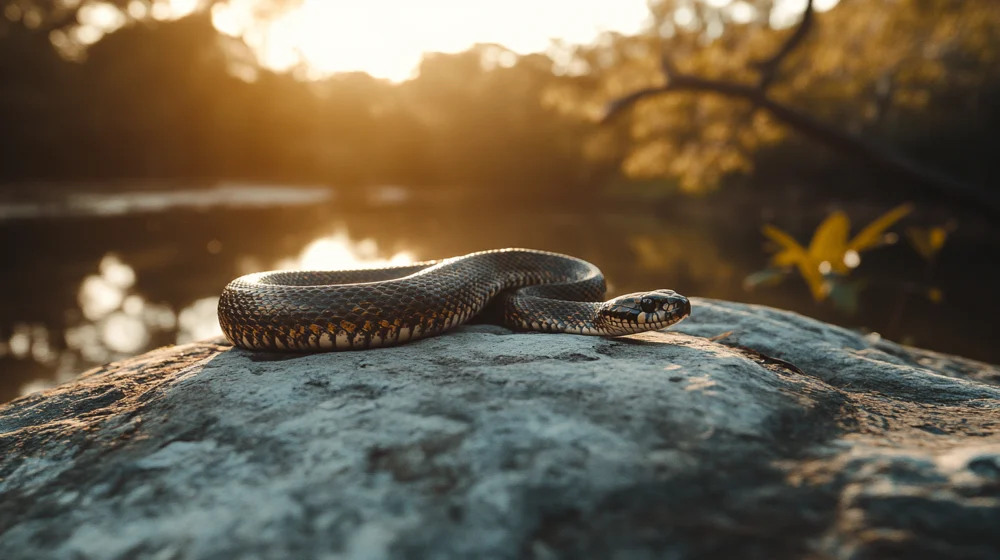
(1, 182, 997, 403)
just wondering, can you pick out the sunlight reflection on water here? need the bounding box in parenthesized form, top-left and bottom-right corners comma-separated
(3, 324, 54, 366)
(176, 297, 224, 344)
(64, 253, 176, 367)
(276, 229, 414, 271)
(15, 228, 414, 397)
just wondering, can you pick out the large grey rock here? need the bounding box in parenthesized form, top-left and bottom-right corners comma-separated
(1, 297, 998, 559)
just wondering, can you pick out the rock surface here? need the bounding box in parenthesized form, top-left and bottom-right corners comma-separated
(1, 297, 998, 559)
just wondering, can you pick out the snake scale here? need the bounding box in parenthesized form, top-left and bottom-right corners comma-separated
(218, 248, 691, 351)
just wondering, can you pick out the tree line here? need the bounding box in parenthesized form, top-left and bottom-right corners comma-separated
(1, 0, 998, 208)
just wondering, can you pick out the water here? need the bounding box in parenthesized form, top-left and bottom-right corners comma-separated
(1, 183, 997, 403)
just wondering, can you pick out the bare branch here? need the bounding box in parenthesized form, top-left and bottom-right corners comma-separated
(602, 66, 1000, 216)
(599, 0, 1000, 216)
(601, 86, 669, 123)
(752, 0, 815, 89)
(599, 54, 687, 123)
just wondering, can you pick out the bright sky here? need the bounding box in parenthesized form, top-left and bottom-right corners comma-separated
(79, 0, 839, 83)
(210, 0, 653, 82)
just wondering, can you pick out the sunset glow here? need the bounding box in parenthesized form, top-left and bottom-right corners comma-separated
(210, 0, 653, 82)
(74, 0, 842, 82)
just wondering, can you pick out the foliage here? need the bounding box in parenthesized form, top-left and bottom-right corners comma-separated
(747, 203, 955, 314)
(0, 0, 998, 203)
(0, 11, 596, 193)
(0, 0, 299, 34)
(905, 222, 955, 262)
(751, 203, 912, 302)
(552, 0, 1000, 193)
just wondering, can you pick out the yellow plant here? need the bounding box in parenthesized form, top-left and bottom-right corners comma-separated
(760, 203, 913, 301)
(905, 223, 954, 262)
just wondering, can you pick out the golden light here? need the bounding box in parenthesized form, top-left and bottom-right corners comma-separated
(155, 0, 201, 20)
(211, 0, 653, 82)
(73, 0, 204, 47)
(75, 0, 840, 80)
(276, 230, 414, 271)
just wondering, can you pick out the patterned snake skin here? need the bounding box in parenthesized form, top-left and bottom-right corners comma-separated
(217, 248, 691, 351)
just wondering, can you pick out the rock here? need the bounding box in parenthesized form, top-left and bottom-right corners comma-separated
(0, 297, 998, 559)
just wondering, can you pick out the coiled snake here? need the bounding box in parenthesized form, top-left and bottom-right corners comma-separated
(218, 248, 691, 351)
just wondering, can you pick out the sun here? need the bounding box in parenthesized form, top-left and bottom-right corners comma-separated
(210, 0, 652, 82)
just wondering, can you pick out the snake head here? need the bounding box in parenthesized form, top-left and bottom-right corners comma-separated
(598, 289, 691, 336)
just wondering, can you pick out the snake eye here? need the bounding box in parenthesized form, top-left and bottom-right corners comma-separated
(640, 298, 656, 313)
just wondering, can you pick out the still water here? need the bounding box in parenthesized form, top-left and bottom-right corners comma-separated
(1, 183, 997, 402)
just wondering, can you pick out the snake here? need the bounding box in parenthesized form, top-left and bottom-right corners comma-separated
(217, 248, 691, 351)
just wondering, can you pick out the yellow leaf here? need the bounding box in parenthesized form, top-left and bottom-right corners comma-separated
(847, 203, 913, 253)
(762, 224, 807, 254)
(763, 224, 811, 270)
(906, 226, 949, 261)
(770, 248, 804, 268)
(796, 257, 829, 302)
(762, 218, 868, 301)
(808, 211, 850, 273)
(929, 226, 949, 253)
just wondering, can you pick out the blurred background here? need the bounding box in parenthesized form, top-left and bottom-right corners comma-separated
(1, 0, 998, 402)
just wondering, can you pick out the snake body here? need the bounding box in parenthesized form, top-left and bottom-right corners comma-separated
(218, 248, 691, 351)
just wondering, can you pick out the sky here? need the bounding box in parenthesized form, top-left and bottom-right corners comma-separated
(209, 0, 654, 82)
(79, 0, 839, 83)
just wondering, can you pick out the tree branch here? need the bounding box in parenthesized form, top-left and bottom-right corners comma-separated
(601, 70, 1000, 215)
(599, 0, 1000, 217)
(752, 0, 814, 90)
(602, 87, 668, 122)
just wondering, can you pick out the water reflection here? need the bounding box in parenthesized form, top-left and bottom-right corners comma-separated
(3, 197, 996, 404)
(176, 297, 222, 344)
(64, 253, 177, 370)
(4, 323, 54, 365)
(276, 229, 414, 270)
(78, 254, 136, 320)
(14, 229, 414, 398)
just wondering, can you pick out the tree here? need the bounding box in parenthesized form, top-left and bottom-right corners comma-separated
(552, 0, 1000, 212)
(400, 44, 592, 193)
(0, 0, 300, 33)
